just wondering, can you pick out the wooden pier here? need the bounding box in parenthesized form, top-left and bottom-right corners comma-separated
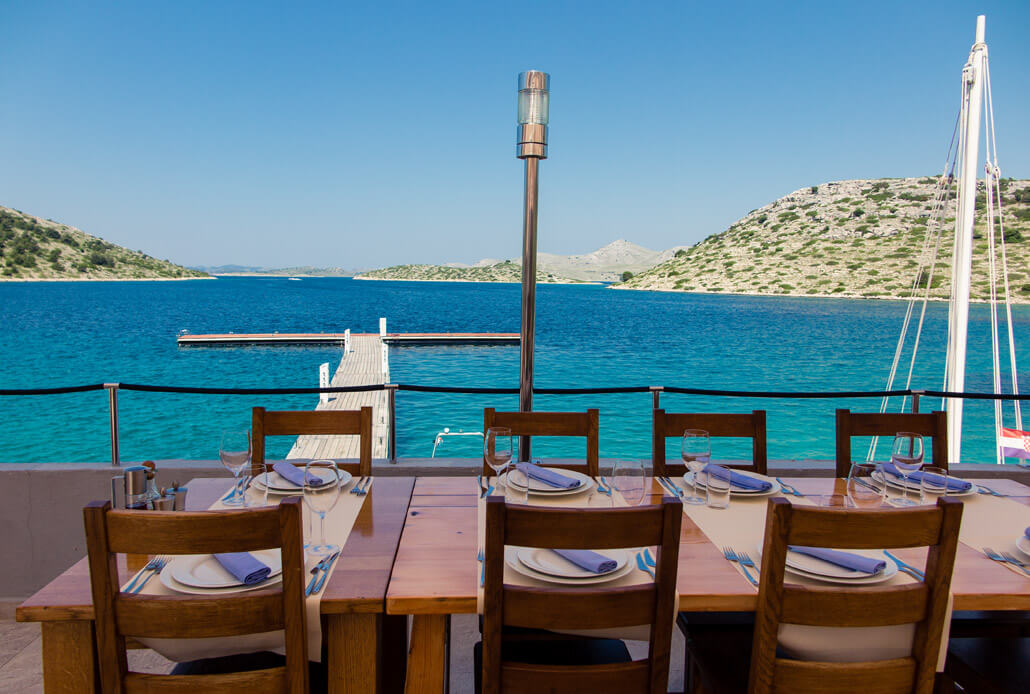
(286, 334, 390, 461)
(176, 332, 519, 347)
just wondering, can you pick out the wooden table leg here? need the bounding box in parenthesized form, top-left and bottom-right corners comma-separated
(404, 614, 449, 694)
(327, 613, 379, 694)
(41, 621, 100, 693)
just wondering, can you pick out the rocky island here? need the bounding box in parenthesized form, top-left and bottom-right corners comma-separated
(617, 177, 1030, 302)
(0, 206, 207, 280)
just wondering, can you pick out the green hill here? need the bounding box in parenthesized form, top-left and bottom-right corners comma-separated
(617, 177, 1030, 302)
(0, 205, 207, 280)
(355, 260, 587, 284)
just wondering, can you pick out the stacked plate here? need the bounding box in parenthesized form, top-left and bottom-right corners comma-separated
(685, 469, 781, 497)
(252, 468, 350, 496)
(500, 468, 594, 496)
(159, 550, 283, 595)
(1016, 534, 1030, 561)
(871, 469, 979, 497)
(504, 546, 633, 585)
(754, 544, 899, 585)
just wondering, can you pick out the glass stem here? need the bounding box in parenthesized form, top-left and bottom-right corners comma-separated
(319, 512, 327, 548)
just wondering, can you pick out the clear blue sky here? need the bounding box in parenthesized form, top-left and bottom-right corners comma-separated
(2, 1, 1028, 268)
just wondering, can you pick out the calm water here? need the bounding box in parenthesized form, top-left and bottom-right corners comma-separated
(0, 277, 1026, 465)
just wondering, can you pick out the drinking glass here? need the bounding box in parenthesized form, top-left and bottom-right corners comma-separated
(920, 466, 950, 504)
(484, 427, 513, 489)
(681, 430, 710, 506)
(219, 429, 251, 506)
(303, 460, 342, 556)
(705, 474, 731, 509)
(847, 462, 887, 509)
(612, 460, 646, 506)
(890, 432, 924, 507)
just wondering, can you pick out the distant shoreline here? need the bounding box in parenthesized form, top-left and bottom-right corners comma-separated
(0, 276, 215, 283)
(353, 275, 598, 286)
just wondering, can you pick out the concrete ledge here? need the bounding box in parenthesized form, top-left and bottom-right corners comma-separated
(2, 459, 1027, 599)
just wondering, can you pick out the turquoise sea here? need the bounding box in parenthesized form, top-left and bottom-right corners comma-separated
(0, 277, 1026, 465)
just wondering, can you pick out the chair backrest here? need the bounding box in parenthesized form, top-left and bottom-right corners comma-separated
(482, 408, 599, 476)
(482, 496, 681, 694)
(84, 498, 309, 694)
(252, 406, 373, 478)
(652, 409, 767, 476)
(749, 497, 962, 694)
(834, 409, 948, 477)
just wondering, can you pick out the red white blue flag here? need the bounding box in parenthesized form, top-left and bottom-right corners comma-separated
(1000, 428, 1030, 460)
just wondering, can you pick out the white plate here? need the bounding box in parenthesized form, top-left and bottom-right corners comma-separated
(504, 547, 635, 585)
(169, 550, 282, 589)
(684, 470, 781, 497)
(872, 470, 977, 497)
(254, 468, 349, 492)
(159, 564, 283, 596)
(501, 468, 594, 496)
(516, 547, 629, 579)
(1016, 535, 1030, 561)
(756, 543, 899, 585)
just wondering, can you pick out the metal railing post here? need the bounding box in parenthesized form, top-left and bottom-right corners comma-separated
(386, 384, 398, 462)
(650, 385, 663, 410)
(105, 383, 121, 466)
(911, 390, 923, 413)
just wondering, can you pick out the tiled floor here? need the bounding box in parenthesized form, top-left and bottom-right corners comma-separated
(1, 615, 684, 693)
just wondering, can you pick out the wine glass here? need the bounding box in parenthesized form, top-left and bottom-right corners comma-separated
(219, 429, 251, 506)
(847, 462, 887, 508)
(890, 432, 924, 507)
(303, 460, 342, 556)
(612, 459, 646, 506)
(484, 427, 513, 489)
(680, 430, 710, 505)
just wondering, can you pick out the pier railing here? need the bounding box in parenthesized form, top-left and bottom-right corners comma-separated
(1, 382, 1027, 466)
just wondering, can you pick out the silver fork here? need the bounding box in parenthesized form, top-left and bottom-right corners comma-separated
(129, 556, 168, 594)
(999, 550, 1030, 578)
(981, 547, 1030, 577)
(976, 484, 1004, 497)
(357, 477, 373, 495)
(723, 546, 757, 586)
(125, 556, 165, 593)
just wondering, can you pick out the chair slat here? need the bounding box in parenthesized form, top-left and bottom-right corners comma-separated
(501, 661, 649, 693)
(105, 509, 282, 555)
(652, 409, 767, 476)
(773, 657, 917, 694)
(503, 586, 655, 630)
(116, 592, 285, 638)
(124, 667, 288, 693)
(503, 505, 664, 549)
(781, 585, 928, 627)
(784, 506, 943, 549)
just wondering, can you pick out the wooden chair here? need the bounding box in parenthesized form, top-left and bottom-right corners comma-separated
(652, 409, 768, 476)
(252, 406, 373, 478)
(684, 497, 963, 694)
(480, 495, 682, 694)
(482, 408, 599, 476)
(84, 497, 311, 693)
(835, 409, 948, 477)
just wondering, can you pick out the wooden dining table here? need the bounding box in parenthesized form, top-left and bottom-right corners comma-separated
(16, 475, 415, 694)
(386, 475, 1030, 694)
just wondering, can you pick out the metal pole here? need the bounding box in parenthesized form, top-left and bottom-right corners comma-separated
(519, 156, 540, 460)
(516, 69, 549, 462)
(650, 385, 662, 410)
(911, 391, 922, 414)
(105, 383, 120, 466)
(387, 384, 397, 462)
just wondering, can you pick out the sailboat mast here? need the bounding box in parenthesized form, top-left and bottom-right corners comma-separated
(945, 15, 987, 464)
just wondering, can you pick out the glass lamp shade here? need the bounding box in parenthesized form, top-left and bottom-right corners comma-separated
(517, 89, 549, 126)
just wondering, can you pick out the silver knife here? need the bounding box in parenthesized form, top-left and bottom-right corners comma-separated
(311, 552, 341, 594)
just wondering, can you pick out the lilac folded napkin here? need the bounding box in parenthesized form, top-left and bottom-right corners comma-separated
(552, 549, 617, 574)
(883, 464, 972, 492)
(1025, 527, 1029, 539)
(515, 463, 581, 489)
(703, 463, 772, 491)
(272, 462, 322, 487)
(789, 546, 886, 575)
(213, 552, 271, 585)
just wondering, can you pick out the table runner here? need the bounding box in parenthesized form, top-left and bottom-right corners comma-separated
(947, 492, 1030, 578)
(671, 478, 950, 668)
(122, 476, 372, 663)
(476, 476, 677, 641)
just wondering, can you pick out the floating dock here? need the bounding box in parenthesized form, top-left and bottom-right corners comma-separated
(177, 332, 519, 347)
